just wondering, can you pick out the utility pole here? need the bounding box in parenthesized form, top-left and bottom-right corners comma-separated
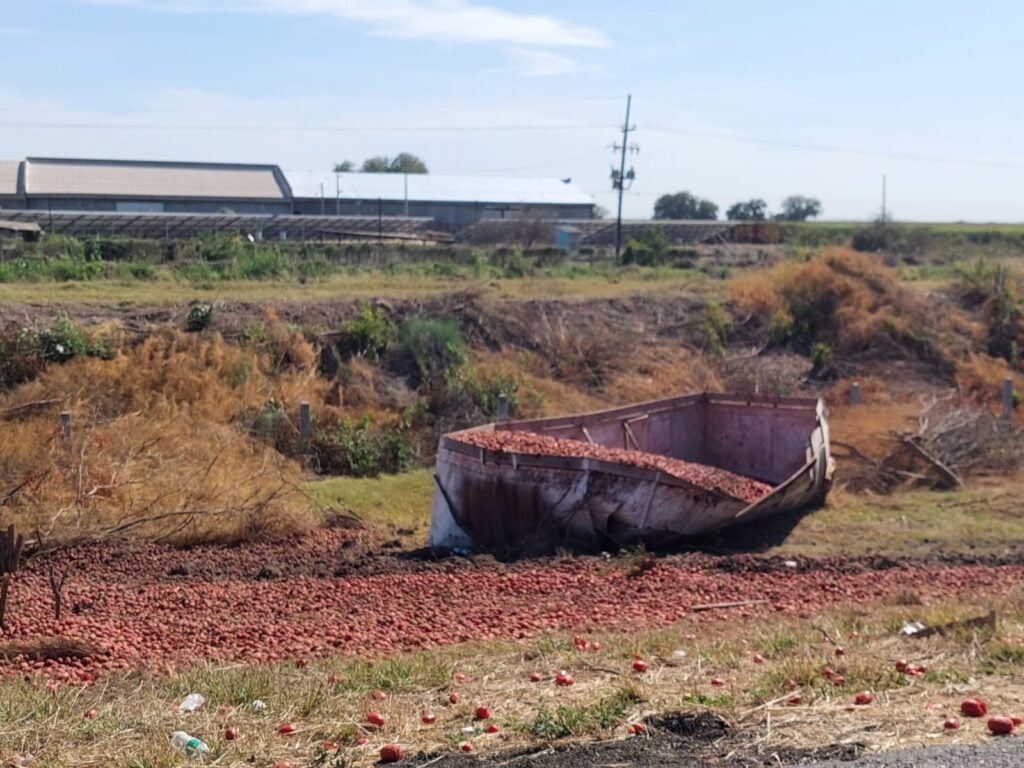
(881, 174, 887, 225)
(610, 95, 638, 259)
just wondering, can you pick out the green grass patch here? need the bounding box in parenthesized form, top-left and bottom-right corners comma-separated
(305, 469, 433, 536)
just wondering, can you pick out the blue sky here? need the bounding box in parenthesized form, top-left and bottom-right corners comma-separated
(2, 0, 1023, 220)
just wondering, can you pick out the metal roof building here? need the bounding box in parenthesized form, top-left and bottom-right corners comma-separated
(0, 157, 293, 215)
(289, 171, 595, 230)
(0, 158, 596, 232)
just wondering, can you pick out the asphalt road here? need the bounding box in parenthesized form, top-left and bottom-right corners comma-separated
(802, 738, 1024, 767)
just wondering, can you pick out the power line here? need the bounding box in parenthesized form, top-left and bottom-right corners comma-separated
(645, 126, 1024, 171)
(0, 120, 614, 134)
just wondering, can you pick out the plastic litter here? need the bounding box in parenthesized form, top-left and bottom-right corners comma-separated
(13, 754, 34, 768)
(901, 621, 926, 636)
(178, 693, 205, 712)
(251, 699, 268, 711)
(170, 731, 210, 758)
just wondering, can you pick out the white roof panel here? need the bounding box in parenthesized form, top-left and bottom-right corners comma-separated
(0, 161, 20, 196)
(288, 171, 594, 207)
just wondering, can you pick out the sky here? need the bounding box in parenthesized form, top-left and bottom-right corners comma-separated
(1, 0, 1023, 221)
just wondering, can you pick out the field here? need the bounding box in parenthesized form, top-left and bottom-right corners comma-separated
(1, 230, 1024, 766)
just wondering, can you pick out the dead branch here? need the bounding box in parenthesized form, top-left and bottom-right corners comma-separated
(0, 399, 61, 421)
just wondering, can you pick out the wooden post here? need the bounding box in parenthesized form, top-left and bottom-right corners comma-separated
(1002, 377, 1014, 424)
(299, 402, 311, 454)
(496, 393, 509, 422)
(849, 382, 862, 406)
(59, 411, 72, 457)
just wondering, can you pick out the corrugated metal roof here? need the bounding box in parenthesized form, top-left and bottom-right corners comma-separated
(288, 171, 594, 207)
(23, 158, 289, 200)
(0, 161, 20, 196)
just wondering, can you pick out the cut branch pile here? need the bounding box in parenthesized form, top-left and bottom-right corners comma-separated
(834, 398, 1022, 493)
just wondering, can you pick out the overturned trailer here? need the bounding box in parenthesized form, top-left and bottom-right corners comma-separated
(430, 393, 833, 553)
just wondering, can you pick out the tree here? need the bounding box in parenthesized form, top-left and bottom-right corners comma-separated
(360, 153, 429, 174)
(726, 199, 768, 221)
(776, 196, 822, 222)
(333, 161, 354, 172)
(653, 191, 718, 220)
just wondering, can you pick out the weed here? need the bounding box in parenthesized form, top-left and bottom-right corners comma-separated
(314, 415, 415, 477)
(185, 304, 213, 332)
(339, 305, 397, 360)
(699, 300, 732, 356)
(395, 316, 465, 390)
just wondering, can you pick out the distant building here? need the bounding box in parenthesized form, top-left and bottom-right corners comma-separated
(0, 158, 595, 232)
(286, 171, 595, 230)
(0, 157, 293, 215)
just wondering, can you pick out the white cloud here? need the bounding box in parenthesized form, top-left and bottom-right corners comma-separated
(89, 0, 610, 48)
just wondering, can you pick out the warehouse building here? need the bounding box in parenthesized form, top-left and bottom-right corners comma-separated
(0, 157, 596, 231)
(288, 171, 596, 230)
(0, 157, 293, 215)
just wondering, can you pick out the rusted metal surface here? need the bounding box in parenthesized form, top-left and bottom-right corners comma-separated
(430, 393, 833, 553)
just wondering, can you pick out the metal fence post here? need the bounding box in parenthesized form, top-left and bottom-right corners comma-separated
(59, 411, 72, 458)
(849, 382, 861, 406)
(1002, 377, 1014, 425)
(299, 402, 311, 454)
(496, 393, 509, 422)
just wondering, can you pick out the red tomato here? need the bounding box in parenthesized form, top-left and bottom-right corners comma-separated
(319, 741, 338, 751)
(944, 718, 959, 730)
(448, 693, 460, 704)
(421, 712, 437, 725)
(711, 677, 725, 687)
(1012, 716, 1023, 726)
(632, 659, 648, 673)
(529, 672, 542, 682)
(453, 673, 466, 682)
(854, 691, 874, 705)
(475, 706, 491, 720)
(371, 689, 388, 701)
(224, 726, 240, 741)
(961, 699, 988, 718)
(379, 743, 403, 763)
(273, 762, 293, 768)
(987, 716, 1015, 735)
(278, 723, 297, 735)
(895, 659, 908, 673)
(752, 653, 765, 664)
(367, 711, 385, 727)
(84, 708, 97, 720)
(821, 667, 835, 678)
(486, 723, 500, 734)
(460, 742, 473, 752)
(832, 675, 846, 687)
(787, 696, 802, 706)
(834, 647, 845, 657)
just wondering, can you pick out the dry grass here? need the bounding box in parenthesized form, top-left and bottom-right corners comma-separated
(729, 247, 971, 363)
(0, 328, 325, 544)
(1, 593, 1021, 767)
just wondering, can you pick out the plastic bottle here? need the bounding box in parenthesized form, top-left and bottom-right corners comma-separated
(178, 693, 205, 712)
(170, 731, 210, 758)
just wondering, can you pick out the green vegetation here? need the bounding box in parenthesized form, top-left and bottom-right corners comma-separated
(338, 304, 397, 359)
(305, 469, 433, 536)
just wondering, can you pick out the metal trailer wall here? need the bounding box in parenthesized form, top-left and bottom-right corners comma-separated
(430, 393, 833, 553)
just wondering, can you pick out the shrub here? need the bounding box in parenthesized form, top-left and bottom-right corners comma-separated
(699, 300, 732, 356)
(395, 316, 465, 389)
(297, 255, 333, 280)
(491, 249, 534, 278)
(20, 313, 102, 363)
(810, 342, 835, 375)
(185, 304, 213, 333)
(445, 367, 522, 422)
(339, 305, 397, 360)
(313, 415, 414, 477)
(238, 247, 289, 279)
(622, 227, 671, 267)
